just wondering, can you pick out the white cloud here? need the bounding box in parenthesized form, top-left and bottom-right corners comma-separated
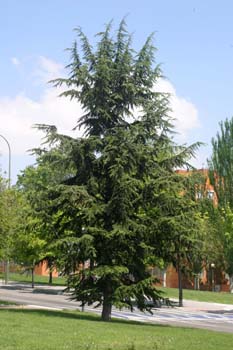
(11, 57, 20, 66)
(39, 56, 63, 76)
(0, 89, 83, 156)
(35, 56, 64, 82)
(0, 56, 84, 159)
(155, 78, 200, 141)
(0, 57, 201, 181)
(191, 149, 208, 169)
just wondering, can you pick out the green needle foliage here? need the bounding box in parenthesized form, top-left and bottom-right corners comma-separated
(208, 118, 233, 208)
(29, 19, 201, 321)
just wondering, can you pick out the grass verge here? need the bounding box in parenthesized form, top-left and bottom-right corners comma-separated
(160, 287, 233, 304)
(0, 272, 66, 286)
(0, 309, 232, 350)
(0, 300, 16, 306)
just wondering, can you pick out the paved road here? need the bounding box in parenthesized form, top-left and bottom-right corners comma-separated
(1, 282, 233, 333)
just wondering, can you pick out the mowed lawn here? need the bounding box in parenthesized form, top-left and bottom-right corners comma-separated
(160, 287, 233, 305)
(0, 272, 66, 286)
(0, 309, 233, 350)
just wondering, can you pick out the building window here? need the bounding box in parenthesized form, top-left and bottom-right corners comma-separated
(149, 267, 165, 280)
(206, 190, 214, 200)
(196, 191, 203, 199)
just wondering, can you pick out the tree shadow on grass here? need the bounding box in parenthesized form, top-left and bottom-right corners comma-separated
(0, 308, 170, 328)
(207, 309, 233, 315)
(0, 285, 66, 296)
(0, 273, 66, 287)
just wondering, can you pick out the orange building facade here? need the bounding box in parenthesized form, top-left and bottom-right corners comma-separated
(34, 261, 59, 277)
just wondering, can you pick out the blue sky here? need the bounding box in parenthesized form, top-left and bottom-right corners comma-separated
(1, 0, 233, 182)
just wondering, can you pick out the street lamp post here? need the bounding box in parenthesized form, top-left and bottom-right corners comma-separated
(0, 135, 11, 284)
(211, 263, 215, 292)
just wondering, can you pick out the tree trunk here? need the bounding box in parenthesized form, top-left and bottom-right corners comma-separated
(81, 261, 85, 312)
(47, 258, 53, 285)
(230, 275, 233, 293)
(4, 260, 9, 285)
(101, 299, 112, 321)
(31, 267, 35, 289)
(194, 274, 200, 290)
(49, 271, 53, 285)
(101, 286, 112, 321)
(177, 257, 183, 307)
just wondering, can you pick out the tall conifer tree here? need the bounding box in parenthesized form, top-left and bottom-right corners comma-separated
(34, 20, 200, 320)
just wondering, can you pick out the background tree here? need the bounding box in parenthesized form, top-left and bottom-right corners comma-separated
(218, 205, 233, 291)
(0, 176, 8, 260)
(196, 198, 226, 290)
(0, 176, 19, 281)
(208, 117, 233, 291)
(16, 147, 75, 285)
(13, 207, 47, 288)
(208, 118, 233, 208)
(151, 171, 203, 305)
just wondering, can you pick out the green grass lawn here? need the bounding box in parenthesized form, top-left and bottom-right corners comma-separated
(0, 309, 232, 350)
(0, 272, 66, 286)
(0, 300, 16, 306)
(160, 287, 233, 304)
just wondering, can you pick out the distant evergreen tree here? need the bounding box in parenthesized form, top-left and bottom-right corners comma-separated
(208, 118, 233, 207)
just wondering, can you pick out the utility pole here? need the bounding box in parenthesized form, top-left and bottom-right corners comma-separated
(0, 134, 11, 284)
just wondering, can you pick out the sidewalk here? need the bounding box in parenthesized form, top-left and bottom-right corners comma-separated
(177, 299, 233, 312)
(2, 281, 233, 313)
(0, 281, 65, 294)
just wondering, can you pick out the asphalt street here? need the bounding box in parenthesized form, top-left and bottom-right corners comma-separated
(1, 281, 233, 333)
